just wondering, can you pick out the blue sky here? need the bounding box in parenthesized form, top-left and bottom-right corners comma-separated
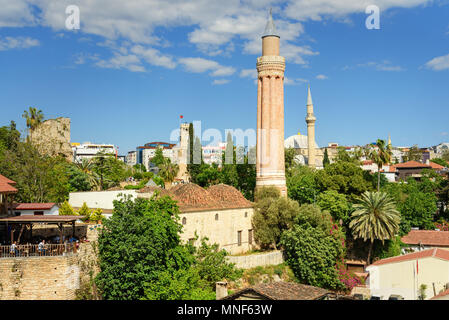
(0, 0, 448, 155)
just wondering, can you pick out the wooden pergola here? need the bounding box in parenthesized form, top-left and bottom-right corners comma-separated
(0, 215, 84, 244)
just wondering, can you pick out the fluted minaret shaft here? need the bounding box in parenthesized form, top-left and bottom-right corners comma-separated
(255, 10, 287, 197)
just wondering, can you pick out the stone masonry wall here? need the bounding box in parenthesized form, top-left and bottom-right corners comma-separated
(31, 117, 72, 161)
(226, 250, 284, 269)
(0, 255, 79, 300)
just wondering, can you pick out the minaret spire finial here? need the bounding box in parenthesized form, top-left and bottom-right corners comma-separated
(262, 8, 279, 38)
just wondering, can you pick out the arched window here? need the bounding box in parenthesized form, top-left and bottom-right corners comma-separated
(215, 214, 219, 221)
(182, 217, 187, 225)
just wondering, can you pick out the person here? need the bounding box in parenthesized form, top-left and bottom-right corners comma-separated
(10, 241, 19, 256)
(38, 240, 46, 256)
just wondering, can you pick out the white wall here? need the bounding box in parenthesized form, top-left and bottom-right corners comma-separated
(69, 190, 138, 210)
(17, 205, 59, 216)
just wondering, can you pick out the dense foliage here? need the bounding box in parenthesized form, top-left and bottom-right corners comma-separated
(95, 195, 241, 300)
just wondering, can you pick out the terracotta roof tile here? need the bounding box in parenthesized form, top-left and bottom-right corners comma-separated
(369, 248, 449, 267)
(430, 288, 449, 300)
(156, 183, 253, 213)
(394, 161, 430, 169)
(11, 203, 56, 210)
(0, 174, 17, 193)
(429, 162, 445, 170)
(222, 282, 330, 300)
(401, 230, 449, 247)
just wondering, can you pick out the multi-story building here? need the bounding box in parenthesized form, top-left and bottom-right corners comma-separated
(72, 142, 118, 163)
(202, 143, 226, 165)
(136, 142, 176, 171)
(126, 151, 137, 166)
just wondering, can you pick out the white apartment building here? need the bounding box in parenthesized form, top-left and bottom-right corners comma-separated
(202, 143, 226, 165)
(126, 151, 137, 166)
(72, 142, 118, 163)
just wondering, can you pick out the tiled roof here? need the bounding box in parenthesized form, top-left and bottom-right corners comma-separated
(0, 215, 82, 223)
(156, 183, 253, 213)
(11, 203, 57, 210)
(401, 230, 449, 247)
(222, 282, 330, 300)
(369, 248, 449, 267)
(428, 162, 445, 170)
(430, 288, 449, 300)
(0, 174, 18, 194)
(394, 161, 430, 169)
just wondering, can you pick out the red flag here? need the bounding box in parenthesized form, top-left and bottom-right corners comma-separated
(180, 115, 184, 119)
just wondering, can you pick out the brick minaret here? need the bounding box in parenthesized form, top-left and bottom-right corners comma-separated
(255, 10, 287, 197)
(306, 85, 316, 168)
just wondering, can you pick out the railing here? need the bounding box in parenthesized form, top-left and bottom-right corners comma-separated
(0, 243, 77, 258)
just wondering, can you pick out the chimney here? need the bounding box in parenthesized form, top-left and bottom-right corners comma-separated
(216, 281, 228, 300)
(425, 159, 430, 165)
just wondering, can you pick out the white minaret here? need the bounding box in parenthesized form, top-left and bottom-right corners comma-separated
(306, 85, 316, 168)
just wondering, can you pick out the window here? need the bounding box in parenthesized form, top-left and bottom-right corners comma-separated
(14, 212, 20, 216)
(248, 229, 253, 245)
(34, 211, 44, 216)
(237, 231, 242, 246)
(215, 213, 219, 221)
(182, 217, 187, 225)
(244, 211, 248, 217)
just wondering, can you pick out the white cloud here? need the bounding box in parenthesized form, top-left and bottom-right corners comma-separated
(212, 79, 230, 85)
(240, 68, 257, 79)
(284, 0, 432, 22)
(0, 36, 40, 51)
(344, 60, 405, 72)
(96, 53, 146, 72)
(0, 0, 36, 27)
(131, 45, 176, 69)
(316, 74, 328, 79)
(284, 77, 309, 85)
(178, 57, 235, 77)
(424, 53, 449, 71)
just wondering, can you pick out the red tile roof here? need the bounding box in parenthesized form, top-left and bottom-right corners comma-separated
(430, 288, 449, 300)
(10, 203, 57, 210)
(0, 174, 17, 194)
(428, 162, 445, 170)
(394, 161, 430, 169)
(369, 248, 449, 267)
(149, 183, 253, 213)
(401, 230, 449, 247)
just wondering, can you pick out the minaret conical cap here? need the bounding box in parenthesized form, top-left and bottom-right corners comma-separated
(262, 8, 279, 38)
(307, 84, 313, 106)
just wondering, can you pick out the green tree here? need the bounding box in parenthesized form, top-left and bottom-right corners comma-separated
(287, 165, 318, 204)
(281, 217, 345, 290)
(349, 191, 401, 264)
(284, 147, 297, 174)
(252, 187, 300, 249)
(95, 195, 191, 300)
(367, 139, 392, 191)
(431, 158, 449, 168)
(76, 158, 100, 190)
(22, 107, 44, 141)
(317, 190, 350, 224)
(158, 158, 179, 187)
(323, 148, 330, 167)
(150, 148, 165, 167)
(59, 200, 76, 215)
(406, 145, 423, 162)
(78, 202, 92, 221)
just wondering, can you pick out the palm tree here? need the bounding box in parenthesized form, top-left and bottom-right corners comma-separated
(22, 107, 44, 141)
(349, 191, 401, 264)
(76, 158, 100, 190)
(369, 139, 392, 191)
(158, 158, 179, 188)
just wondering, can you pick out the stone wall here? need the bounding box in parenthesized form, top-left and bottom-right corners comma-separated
(226, 250, 284, 269)
(0, 254, 79, 300)
(31, 117, 72, 161)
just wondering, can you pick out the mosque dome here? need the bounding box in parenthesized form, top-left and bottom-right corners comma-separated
(284, 134, 319, 149)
